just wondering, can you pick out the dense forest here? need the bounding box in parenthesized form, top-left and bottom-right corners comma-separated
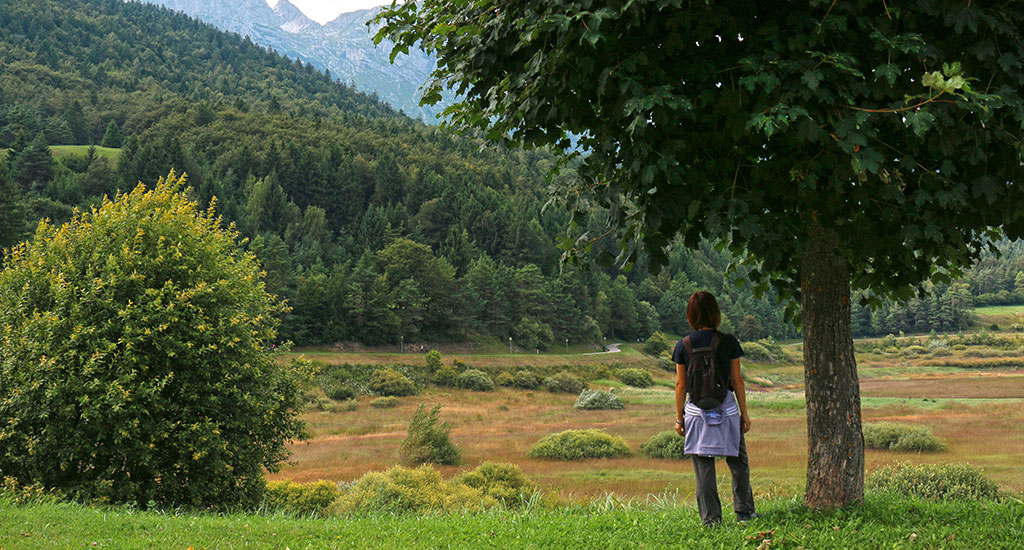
(0, 0, 1016, 346)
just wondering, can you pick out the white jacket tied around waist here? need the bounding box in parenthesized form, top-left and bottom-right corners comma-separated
(683, 390, 741, 457)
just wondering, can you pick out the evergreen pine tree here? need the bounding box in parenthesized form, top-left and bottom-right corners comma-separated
(100, 120, 122, 148)
(10, 132, 52, 191)
(0, 163, 27, 250)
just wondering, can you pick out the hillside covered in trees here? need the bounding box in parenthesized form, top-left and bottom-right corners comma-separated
(0, 0, 1010, 346)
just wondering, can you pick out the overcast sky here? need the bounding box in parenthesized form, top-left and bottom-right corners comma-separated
(267, 1, 392, 24)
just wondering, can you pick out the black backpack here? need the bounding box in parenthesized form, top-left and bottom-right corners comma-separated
(683, 332, 729, 410)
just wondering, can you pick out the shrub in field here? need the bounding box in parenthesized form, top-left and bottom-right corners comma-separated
(432, 365, 458, 387)
(456, 462, 534, 506)
(264, 480, 341, 517)
(455, 369, 495, 391)
(574, 388, 624, 410)
(616, 368, 653, 388)
(528, 429, 631, 460)
(0, 174, 304, 508)
(643, 331, 671, 356)
(543, 370, 586, 393)
(399, 404, 461, 465)
(425, 350, 442, 372)
(370, 368, 418, 396)
(495, 372, 515, 387)
(324, 382, 356, 401)
(867, 462, 1000, 501)
(330, 465, 490, 514)
(903, 345, 928, 356)
(370, 396, 400, 409)
(0, 477, 62, 506)
(742, 341, 775, 363)
(863, 422, 946, 452)
(513, 369, 542, 389)
(640, 431, 688, 459)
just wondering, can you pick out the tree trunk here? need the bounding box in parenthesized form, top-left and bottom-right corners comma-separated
(801, 222, 864, 508)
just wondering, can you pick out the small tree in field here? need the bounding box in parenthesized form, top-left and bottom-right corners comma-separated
(0, 172, 305, 508)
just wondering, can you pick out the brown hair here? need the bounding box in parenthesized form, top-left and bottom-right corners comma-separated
(687, 291, 721, 331)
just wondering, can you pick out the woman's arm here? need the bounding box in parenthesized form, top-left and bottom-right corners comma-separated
(730, 358, 751, 433)
(675, 363, 687, 436)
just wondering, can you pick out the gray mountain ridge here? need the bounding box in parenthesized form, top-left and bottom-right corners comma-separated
(140, 0, 442, 121)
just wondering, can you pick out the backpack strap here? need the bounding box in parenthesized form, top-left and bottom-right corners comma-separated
(682, 335, 693, 360)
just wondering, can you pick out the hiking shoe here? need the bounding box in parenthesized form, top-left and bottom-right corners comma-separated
(737, 512, 760, 522)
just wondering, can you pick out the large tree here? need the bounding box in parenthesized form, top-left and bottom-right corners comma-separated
(376, 1, 1024, 507)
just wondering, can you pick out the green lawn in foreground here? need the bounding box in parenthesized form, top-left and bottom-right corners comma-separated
(2, 495, 1021, 549)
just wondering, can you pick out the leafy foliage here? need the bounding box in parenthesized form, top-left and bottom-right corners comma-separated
(512, 369, 542, 389)
(369, 368, 418, 397)
(494, 371, 515, 387)
(867, 462, 1000, 501)
(330, 465, 488, 515)
(0, 173, 303, 507)
(615, 368, 654, 388)
(542, 371, 586, 394)
(455, 462, 534, 507)
(639, 431, 689, 460)
(264, 481, 341, 517)
(528, 429, 631, 460)
(455, 368, 494, 391)
(863, 422, 946, 452)
(574, 388, 623, 410)
(425, 350, 443, 372)
(398, 404, 461, 466)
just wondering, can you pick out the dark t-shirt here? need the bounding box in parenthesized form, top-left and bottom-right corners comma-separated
(672, 329, 744, 389)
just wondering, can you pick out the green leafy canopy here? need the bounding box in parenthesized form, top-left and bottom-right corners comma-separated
(376, 0, 1024, 308)
(0, 172, 306, 507)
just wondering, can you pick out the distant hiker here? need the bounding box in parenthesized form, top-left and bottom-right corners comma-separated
(672, 290, 756, 526)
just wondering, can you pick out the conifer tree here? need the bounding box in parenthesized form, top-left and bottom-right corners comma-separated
(100, 120, 123, 148)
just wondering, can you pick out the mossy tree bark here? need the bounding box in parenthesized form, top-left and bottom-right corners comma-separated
(801, 222, 864, 508)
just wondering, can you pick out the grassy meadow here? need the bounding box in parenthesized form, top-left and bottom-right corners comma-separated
(0, 144, 121, 161)
(277, 336, 1024, 500)
(3, 494, 1023, 549)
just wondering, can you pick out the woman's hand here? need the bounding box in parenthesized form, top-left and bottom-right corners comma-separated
(741, 414, 751, 434)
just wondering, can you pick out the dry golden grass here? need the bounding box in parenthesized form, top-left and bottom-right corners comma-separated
(271, 347, 1024, 499)
(286, 347, 654, 369)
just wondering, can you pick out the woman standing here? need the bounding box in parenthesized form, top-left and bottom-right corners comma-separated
(673, 291, 756, 526)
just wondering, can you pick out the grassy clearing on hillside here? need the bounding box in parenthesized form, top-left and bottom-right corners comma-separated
(973, 304, 1024, 316)
(48, 144, 121, 160)
(3, 495, 1022, 549)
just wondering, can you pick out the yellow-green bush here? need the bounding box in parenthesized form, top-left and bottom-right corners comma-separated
(863, 422, 946, 452)
(867, 462, 1000, 501)
(370, 368, 418, 396)
(0, 174, 303, 508)
(456, 368, 494, 391)
(639, 431, 688, 459)
(456, 462, 534, 507)
(264, 480, 341, 517)
(543, 370, 585, 393)
(432, 365, 458, 387)
(528, 429, 631, 460)
(495, 372, 515, 387)
(615, 368, 653, 388)
(330, 465, 492, 514)
(513, 369, 541, 389)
